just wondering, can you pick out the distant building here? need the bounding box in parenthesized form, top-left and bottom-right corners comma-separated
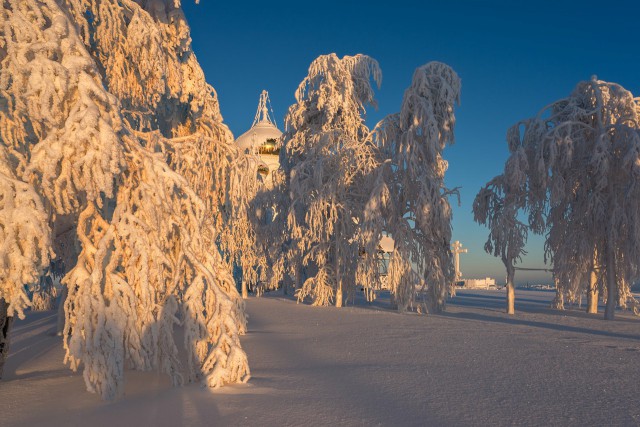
(461, 277, 496, 289)
(235, 90, 282, 188)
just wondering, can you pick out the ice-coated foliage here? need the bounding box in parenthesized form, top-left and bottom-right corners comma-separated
(278, 54, 381, 307)
(474, 77, 640, 319)
(0, 1, 124, 213)
(249, 165, 290, 295)
(0, 149, 52, 318)
(59, 0, 240, 239)
(63, 140, 248, 398)
(366, 62, 461, 312)
(1, 0, 250, 399)
(83, 0, 261, 299)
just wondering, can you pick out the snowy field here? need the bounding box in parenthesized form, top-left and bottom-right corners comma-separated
(2, 289, 640, 426)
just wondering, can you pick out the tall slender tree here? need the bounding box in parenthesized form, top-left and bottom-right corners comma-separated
(279, 53, 381, 307)
(365, 62, 461, 312)
(473, 175, 528, 315)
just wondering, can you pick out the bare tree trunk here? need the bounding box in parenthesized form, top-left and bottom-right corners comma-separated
(336, 268, 344, 308)
(57, 284, 68, 336)
(334, 240, 343, 308)
(241, 280, 248, 299)
(604, 236, 617, 320)
(504, 260, 515, 315)
(617, 278, 627, 309)
(335, 285, 343, 307)
(428, 280, 445, 313)
(0, 299, 15, 379)
(587, 267, 599, 314)
(334, 266, 343, 307)
(506, 281, 515, 315)
(552, 288, 565, 310)
(295, 264, 303, 293)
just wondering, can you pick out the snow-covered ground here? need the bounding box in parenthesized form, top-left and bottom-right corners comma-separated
(2, 289, 640, 426)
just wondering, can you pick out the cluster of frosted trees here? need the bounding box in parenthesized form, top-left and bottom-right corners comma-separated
(4, 0, 635, 408)
(474, 77, 640, 320)
(0, 0, 249, 398)
(247, 54, 461, 314)
(1, 0, 462, 401)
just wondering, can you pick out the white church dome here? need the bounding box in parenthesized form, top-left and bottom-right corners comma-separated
(235, 90, 282, 154)
(236, 120, 282, 153)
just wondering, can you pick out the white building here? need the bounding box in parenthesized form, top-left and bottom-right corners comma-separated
(235, 90, 282, 188)
(462, 277, 496, 289)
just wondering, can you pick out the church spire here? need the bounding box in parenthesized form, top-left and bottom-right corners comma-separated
(252, 90, 276, 127)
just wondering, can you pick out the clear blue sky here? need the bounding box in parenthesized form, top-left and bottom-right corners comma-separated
(182, 0, 639, 284)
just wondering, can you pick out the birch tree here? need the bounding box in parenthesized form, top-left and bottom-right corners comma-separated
(280, 53, 381, 307)
(0, 0, 249, 398)
(365, 62, 461, 312)
(473, 175, 528, 315)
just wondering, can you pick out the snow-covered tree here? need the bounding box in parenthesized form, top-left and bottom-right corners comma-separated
(474, 77, 640, 320)
(218, 153, 268, 298)
(473, 174, 528, 315)
(86, 0, 267, 304)
(251, 163, 292, 296)
(0, 154, 52, 318)
(0, 0, 249, 397)
(279, 53, 381, 307)
(365, 62, 461, 312)
(0, 147, 52, 376)
(63, 139, 248, 398)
